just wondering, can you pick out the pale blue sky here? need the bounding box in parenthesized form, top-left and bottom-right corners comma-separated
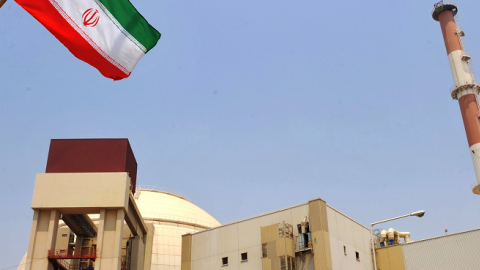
(2, 0, 480, 268)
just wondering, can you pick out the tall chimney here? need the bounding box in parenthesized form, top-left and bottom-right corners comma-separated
(432, 1, 480, 194)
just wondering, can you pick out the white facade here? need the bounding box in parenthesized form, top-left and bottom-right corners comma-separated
(327, 206, 373, 270)
(135, 187, 221, 270)
(191, 203, 309, 270)
(185, 200, 372, 270)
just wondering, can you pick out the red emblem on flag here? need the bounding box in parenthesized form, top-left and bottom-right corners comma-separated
(82, 8, 100, 27)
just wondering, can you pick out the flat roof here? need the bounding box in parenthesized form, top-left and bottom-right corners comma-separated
(403, 227, 480, 245)
(189, 197, 369, 235)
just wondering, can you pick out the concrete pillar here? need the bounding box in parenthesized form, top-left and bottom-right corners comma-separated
(26, 209, 60, 270)
(96, 209, 125, 270)
(143, 223, 154, 270)
(130, 231, 146, 270)
(72, 235, 83, 268)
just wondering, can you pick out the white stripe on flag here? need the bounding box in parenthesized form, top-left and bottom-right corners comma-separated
(52, 0, 145, 73)
(92, 0, 147, 53)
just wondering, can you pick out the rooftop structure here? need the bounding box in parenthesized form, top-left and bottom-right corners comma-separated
(16, 139, 221, 270)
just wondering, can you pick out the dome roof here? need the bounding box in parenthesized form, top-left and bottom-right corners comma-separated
(134, 186, 221, 229)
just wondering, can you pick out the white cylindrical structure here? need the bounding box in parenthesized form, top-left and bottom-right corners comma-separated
(134, 187, 221, 270)
(432, 1, 480, 194)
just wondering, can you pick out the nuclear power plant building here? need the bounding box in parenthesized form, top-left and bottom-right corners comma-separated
(17, 139, 221, 270)
(181, 199, 374, 270)
(17, 139, 380, 270)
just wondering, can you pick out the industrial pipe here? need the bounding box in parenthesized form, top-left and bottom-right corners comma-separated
(386, 228, 411, 245)
(379, 230, 387, 247)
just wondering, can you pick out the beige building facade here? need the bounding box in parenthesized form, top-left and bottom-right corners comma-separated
(17, 139, 222, 270)
(181, 198, 373, 270)
(18, 185, 221, 270)
(376, 228, 480, 270)
(24, 172, 149, 270)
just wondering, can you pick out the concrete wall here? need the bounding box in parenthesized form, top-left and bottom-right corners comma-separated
(187, 202, 372, 270)
(151, 223, 202, 270)
(32, 173, 130, 212)
(189, 203, 309, 270)
(55, 227, 72, 250)
(375, 244, 405, 270)
(326, 206, 373, 270)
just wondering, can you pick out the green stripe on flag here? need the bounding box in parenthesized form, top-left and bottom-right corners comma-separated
(97, 0, 160, 52)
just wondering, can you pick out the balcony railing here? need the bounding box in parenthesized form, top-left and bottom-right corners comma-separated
(135, 185, 191, 202)
(48, 248, 97, 260)
(295, 233, 312, 252)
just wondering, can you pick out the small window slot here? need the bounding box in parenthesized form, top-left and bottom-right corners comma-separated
(344, 246, 347, 255)
(241, 252, 248, 261)
(222, 257, 228, 266)
(355, 251, 360, 261)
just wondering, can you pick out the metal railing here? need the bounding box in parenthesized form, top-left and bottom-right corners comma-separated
(121, 255, 129, 270)
(140, 212, 219, 228)
(433, 1, 458, 12)
(432, 1, 458, 21)
(471, 182, 479, 190)
(48, 248, 96, 260)
(435, 1, 457, 7)
(295, 234, 312, 251)
(135, 185, 191, 202)
(48, 258, 84, 270)
(455, 15, 478, 84)
(450, 85, 457, 97)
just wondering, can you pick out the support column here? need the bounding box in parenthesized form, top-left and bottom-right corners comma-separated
(181, 233, 192, 270)
(96, 209, 125, 270)
(143, 223, 154, 270)
(72, 235, 83, 268)
(130, 231, 145, 270)
(309, 199, 332, 270)
(26, 210, 60, 270)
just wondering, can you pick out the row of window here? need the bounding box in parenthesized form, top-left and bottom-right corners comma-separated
(343, 246, 360, 261)
(222, 252, 248, 266)
(221, 246, 360, 266)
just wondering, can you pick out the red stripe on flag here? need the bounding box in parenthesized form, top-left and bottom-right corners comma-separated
(16, 0, 130, 80)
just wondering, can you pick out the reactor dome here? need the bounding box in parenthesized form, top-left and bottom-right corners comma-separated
(16, 186, 220, 270)
(134, 186, 221, 270)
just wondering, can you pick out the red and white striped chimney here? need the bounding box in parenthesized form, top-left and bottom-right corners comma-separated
(432, 1, 480, 194)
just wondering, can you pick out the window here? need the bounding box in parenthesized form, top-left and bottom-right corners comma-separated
(69, 234, 75, 243)
(355, 251, 360, 261)
(262, 243, 267, 258)
(241, 252, 248, 262)
(343, 246, 347, 255)
(222, 257, 228, 266)
(62, 234, 68, 237)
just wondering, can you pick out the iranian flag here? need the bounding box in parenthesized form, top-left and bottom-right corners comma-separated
(16, 0, 160, 80)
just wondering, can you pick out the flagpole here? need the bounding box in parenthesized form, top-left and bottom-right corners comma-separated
(0, 0, 7, 9)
